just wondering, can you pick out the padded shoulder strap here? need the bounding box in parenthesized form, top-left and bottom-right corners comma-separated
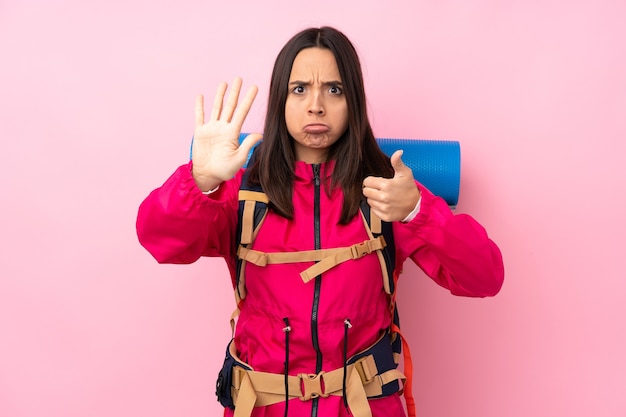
(238, 190, 268, 245)
(236, 161, 268, 301)
(359, 200, 396, 294)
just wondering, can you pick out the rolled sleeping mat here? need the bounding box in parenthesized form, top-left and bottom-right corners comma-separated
(376, 137, 460, 208)
(190, 134, 461, 207)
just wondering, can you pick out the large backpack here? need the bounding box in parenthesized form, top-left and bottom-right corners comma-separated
(232, 157, 416, 417)
(198, 134, 460, 416)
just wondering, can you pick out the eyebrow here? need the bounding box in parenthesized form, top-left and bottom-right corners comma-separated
(288, 80, 343, 87)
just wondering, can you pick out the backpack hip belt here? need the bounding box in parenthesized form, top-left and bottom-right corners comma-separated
(227, 332, 405, 417)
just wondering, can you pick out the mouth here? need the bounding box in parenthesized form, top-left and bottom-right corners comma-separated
(303, 124, 330, 134)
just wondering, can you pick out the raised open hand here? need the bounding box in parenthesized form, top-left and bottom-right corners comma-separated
(191, 77, 263, 192)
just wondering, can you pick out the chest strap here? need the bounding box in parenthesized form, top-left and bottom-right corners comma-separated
(237, 235, 386, 283)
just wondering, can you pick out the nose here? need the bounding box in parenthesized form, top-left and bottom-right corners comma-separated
(308, 90, 324, 115)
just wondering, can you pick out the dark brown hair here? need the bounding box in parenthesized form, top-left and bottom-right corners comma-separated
(247, 26, 393, 224)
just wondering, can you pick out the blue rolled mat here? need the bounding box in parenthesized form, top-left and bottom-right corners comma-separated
(191, 134, 461, 207)
(376, 138, 460, 207)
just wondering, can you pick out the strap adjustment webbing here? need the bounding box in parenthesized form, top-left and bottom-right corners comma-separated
(237, 235, 386, 283)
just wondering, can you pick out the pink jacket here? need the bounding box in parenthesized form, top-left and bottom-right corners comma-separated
(136, 161, 504, 417)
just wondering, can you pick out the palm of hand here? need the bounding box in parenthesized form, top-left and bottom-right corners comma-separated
(192, 121, 246, 182)
(191, 78, 262, 191)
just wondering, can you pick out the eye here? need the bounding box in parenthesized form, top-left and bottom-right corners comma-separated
(328, 85, 343, 95)
(291, 85, 306, 94)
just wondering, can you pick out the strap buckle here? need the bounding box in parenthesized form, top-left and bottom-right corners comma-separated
(354, 355, 379, 385)
(350, 241, 371, 259)
(298, 372, 329, 401)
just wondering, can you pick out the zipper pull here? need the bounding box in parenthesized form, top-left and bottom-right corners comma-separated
(312, 164, 321, 186)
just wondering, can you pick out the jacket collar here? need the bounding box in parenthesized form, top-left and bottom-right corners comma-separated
(294, 159, 336, 182)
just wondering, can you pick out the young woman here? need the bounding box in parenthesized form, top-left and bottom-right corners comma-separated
(137, 26, 504, 417)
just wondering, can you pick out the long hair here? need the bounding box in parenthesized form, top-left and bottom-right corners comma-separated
(247, 26, 393, 224)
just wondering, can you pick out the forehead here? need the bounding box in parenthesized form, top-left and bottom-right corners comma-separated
(289, 47, 341, 80)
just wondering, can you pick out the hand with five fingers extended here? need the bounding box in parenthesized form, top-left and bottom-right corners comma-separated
(362, 150, 421, 222)
(192, 77, 263, 192)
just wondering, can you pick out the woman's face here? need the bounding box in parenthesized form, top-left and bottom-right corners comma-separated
(285, 47, 348, 163)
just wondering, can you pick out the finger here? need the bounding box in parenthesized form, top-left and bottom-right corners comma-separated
(362, 184, 386, 204)
(390, 150, 405, 173)
(195, 95, 205, 128)
(210, 81, 228, 122)
(362, 186, 376, 200)
(222, 77, 243, 122)
(362, 175, 386, 191)
(238, 133, 264, 158)
(390, 149, 415, 181)
(232, 84, 259, 128)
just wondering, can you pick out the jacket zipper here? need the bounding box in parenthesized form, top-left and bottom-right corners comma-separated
(310, 164, 322, 417)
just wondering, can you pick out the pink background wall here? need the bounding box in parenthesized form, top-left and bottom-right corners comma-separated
(1, 1, 625, 416)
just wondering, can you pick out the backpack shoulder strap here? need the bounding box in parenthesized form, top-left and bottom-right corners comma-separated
(358, 200, 396, 294)
(358, 201, 416, 417)
(235, 167, 269, 302)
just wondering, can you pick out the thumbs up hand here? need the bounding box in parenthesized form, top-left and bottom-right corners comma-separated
(362, 150, 421, 222)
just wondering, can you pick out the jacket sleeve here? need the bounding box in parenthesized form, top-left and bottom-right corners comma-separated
(136, 162, 241, 270)
(393, 182, 504, 297)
